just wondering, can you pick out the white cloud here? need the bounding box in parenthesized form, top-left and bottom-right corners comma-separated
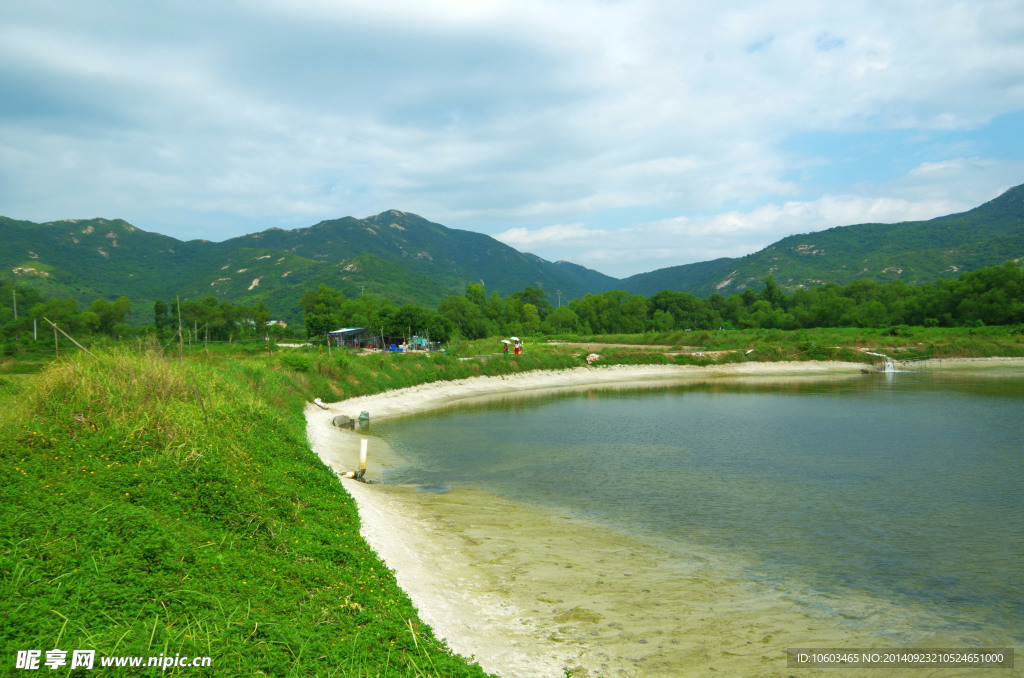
(496, 223, 599, 248)
(496, 158, 1024, 277)
(0, 0, 1021, 272)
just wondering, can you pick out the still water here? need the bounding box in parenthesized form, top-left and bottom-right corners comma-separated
(377, 370, 1024, 646)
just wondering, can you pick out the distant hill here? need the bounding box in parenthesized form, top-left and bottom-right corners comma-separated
(3, 184, 1023, 324)
(621, 183, 1024, 297)
(0, 211, 618, 324)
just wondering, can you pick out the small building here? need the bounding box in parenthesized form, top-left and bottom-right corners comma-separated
(327, 327, 374, 348)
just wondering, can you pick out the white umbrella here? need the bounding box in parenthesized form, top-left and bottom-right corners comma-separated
(509, 336, 520, 342)
(501, 339, 511, 344)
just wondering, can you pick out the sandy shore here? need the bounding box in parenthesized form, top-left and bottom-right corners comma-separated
(311, 361, 872, 425)
(310, 358, 1024, 431)
(304, 360, 1023, 677)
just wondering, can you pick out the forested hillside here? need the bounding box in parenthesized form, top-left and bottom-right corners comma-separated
(622, 183, 1024, 296)
(0, 212, 617, 325)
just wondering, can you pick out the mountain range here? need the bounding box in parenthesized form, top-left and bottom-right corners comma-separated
(622, 183, 1024, 297)
(2, 183, 1023, 324)
(0, 210, 616, 323)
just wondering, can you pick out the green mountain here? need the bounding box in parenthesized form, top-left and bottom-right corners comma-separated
(0, 211, 618, 324)
(228, 210, 617, 298)
(621, 183, 1024, 297)
(3, 184, 1022, 325)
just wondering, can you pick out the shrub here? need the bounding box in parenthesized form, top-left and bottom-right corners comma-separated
(279, 352, 312, 372)
(886, 324, 913, 337)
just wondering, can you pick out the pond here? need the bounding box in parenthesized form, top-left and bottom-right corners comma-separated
(366, 367, 1023, 675)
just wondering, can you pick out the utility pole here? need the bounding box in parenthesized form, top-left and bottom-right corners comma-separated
(44, 317, 97, 359)
(11, 290, 18, 346)
(556, 290, 562, 308)
(176, 295, 184, 364)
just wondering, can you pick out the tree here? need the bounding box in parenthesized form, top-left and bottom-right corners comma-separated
(651, 309, 676, 331)
(253, 300, 271, 335)
(300, 284, 349, 337)
(465, 283, 486, 308)
(88, 296, 131, 335)
(541, 306, 580, 334)
(760, 275, 786, 309)
(305, 313, 337, 339)
(30, 297, 79, 328)
(0, 282, 42, 340)
(438, 295, 495, 339)
(484, 291, 504, 323)
(338, 295, 396, 334)
(386, 304, 452, 343)
(513, 286, 552, 319)
(650, 290, 706, 329)
(520, 303, 542, 333)
(300, 284, 347, 316)
(569, 290, 648, 334)
(854, 300, 888, 328)
(154, 299, 172, 336)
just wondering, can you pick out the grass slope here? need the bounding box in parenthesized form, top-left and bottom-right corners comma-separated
(0, 349, 493, 677)
(562, 325, 1024, 362)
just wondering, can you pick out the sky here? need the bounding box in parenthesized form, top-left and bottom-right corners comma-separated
(2, 0, 1023, 279)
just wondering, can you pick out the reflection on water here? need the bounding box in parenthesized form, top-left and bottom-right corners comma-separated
(378, 369, 1024, 647)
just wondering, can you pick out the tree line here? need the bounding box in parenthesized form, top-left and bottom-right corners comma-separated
(300, 284, 453, 343)
(427, 261, 1024, 339)
(4, 260, 1023, 352)
(296, 261, 1023, 341)
(152, 295, 279, 342)
(0, 284, 293, 353)
(0, 283, 134, 341)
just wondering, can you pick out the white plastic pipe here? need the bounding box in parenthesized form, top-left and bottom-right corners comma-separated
(358, 438, 368, 479)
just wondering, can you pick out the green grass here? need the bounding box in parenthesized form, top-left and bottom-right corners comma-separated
(0, 349, 494, 677)
(576, 325, 1024, 361)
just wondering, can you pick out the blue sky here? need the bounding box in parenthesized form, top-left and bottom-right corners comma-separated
(1, 0, 1023, 279)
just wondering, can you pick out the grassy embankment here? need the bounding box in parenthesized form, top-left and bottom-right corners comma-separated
(0, 348, 501, 677)
(4, 324, 1022, 380)
(551, 324, 1024, 363)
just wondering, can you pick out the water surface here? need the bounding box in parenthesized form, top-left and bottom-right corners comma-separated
(378, 370, 1023, 646)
